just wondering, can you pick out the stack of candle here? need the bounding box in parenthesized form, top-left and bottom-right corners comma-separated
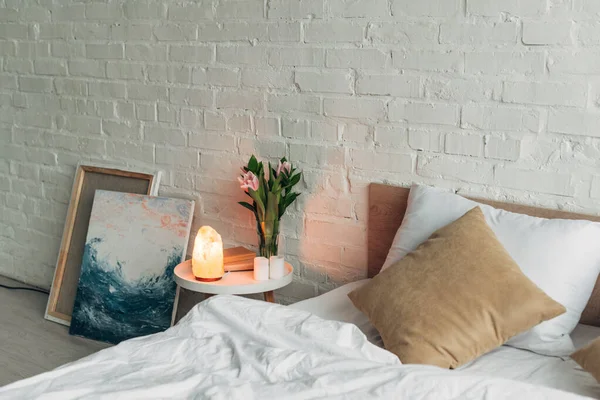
(253, 255, 286, 281)
(269, 256, 285, 279)
(253, 257, 269, 281)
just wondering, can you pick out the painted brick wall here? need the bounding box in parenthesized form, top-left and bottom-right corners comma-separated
(1, 0, 600, 303)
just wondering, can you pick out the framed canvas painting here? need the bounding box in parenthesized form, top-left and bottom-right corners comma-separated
(69, 190, 194, 344)
(46, 164, 161, 326)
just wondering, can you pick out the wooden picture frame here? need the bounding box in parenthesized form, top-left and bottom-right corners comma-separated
(45, 164, 161, 326)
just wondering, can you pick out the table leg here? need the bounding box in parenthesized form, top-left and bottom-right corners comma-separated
(264, 291, 275, 303)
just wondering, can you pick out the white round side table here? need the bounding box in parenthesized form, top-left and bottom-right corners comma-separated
(174, 260, 293, 303)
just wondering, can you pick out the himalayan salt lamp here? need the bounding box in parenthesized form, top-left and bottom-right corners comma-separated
(192, 226, 224, 282)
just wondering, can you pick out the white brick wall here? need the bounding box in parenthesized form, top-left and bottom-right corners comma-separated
(1, 0, 600, 304)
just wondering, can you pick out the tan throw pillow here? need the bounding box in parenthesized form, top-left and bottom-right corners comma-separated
(572, 338, 600, 382)
(348, 207, 566, 369)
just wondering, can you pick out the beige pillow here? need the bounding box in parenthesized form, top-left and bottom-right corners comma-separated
(348, 207, 566, 369)
(572, 338, 600, 382)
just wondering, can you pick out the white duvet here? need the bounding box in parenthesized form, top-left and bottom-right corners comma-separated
(0, 296, 592, 399)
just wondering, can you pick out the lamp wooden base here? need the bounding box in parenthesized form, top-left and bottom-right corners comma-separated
(195, 276, 222, 282)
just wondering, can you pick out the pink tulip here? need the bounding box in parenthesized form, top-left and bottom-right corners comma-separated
(276, 160, 292, 177)
(238, 171, 259, 191)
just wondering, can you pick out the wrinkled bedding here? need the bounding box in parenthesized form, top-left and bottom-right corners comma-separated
(0, 296, 592, 399)
(291, 279, 600, 398)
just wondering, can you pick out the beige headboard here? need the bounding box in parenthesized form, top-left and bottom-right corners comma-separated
(368, 183, 600, 327)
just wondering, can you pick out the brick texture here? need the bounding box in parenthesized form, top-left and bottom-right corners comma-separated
(0, 0, 599, 303)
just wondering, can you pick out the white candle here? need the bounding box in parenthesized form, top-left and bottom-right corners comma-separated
(253, 257, 269, 281)
(269, 255, 285, 279)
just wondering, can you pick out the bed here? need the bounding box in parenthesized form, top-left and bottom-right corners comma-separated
(2, 183, 600, 399)
(291, 279, 600, 398)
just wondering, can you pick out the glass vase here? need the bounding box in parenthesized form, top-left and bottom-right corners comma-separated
(257, 220, 279, 259)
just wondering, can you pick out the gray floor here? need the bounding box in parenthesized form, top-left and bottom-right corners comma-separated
(0, 276, 264, 388)
(0, 276, 110, 387)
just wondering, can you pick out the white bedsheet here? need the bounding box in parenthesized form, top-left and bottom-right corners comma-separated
(291, 279, 379, 344)
(291, 280, 600, 399)
(0, 296, 589, 399)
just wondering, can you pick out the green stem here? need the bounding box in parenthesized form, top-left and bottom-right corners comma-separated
(258, 219, 279, 258)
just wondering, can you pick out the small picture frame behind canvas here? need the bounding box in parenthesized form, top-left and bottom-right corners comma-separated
(69, 190, 194, 344)
(45, 164, 161, 326)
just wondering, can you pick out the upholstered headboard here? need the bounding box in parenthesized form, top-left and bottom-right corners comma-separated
(367, 183, 600, 327)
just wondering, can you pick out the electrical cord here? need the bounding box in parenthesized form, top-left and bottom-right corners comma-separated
(0, 283, 49, 295)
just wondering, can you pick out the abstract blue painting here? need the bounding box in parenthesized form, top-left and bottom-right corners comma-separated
(69, 190, 194, 344)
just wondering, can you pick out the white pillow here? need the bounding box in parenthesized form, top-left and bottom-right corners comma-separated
(382, 184, 600, 357)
